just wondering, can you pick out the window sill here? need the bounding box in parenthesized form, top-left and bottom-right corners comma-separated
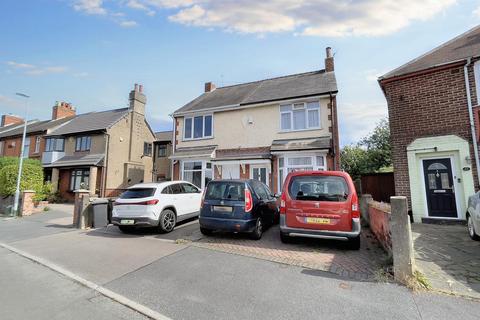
(182, 137, 214, 142)
(278, 127, 322, 134)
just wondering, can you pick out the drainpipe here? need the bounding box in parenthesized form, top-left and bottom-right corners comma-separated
(101, 133, 110, 197)
(464, 57, 480, 187)
(329, 92, 338, 170)
(170, 113, 176, 181)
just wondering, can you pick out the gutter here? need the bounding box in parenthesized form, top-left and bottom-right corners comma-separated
(464, 57, 480, 187)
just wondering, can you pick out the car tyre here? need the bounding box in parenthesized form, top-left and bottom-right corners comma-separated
(118, 226, 135, 233)
(158, 209, 176, 233)
(200, 227, 213, 236)
(280, 231, 291, 243)
(467, 214, 480, 241)
(250, 217, 263, 240)
(347, 236, 361, 250)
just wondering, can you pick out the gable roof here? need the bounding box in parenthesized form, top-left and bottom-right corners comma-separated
(155, 131, 172, 142)
(47, 108, 130, 136)
(381, 25, 480, 80)
(173, 70, 337, 115)
(0, 117, 73, 139)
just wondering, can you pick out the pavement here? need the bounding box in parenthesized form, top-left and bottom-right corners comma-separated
(413, 223, 480, 299)
(1, 205, 479, 319)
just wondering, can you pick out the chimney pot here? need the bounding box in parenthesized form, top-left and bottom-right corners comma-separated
(134, 83, 139, 92)
(205, 82, 216, 93)
(326, 47, 332, 58)
(139, 84, 143, 93)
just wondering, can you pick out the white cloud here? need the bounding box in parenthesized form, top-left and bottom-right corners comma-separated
(119, 20, 138, 27)
(338, 101, 388, 146)
(73, 0, 107, 15)
(74, 72, 89, 77)
(70, 0, 456, 36)
(6, 61, 69, 76)
(474, 6, 480, 18)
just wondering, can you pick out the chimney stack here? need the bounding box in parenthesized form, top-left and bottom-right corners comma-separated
(1, 114, 23, 127)
(205, 82, 216, 93)
(325, 47, 334, 72)
(52, 101, 76, 120)
(129, 83, 146, 116)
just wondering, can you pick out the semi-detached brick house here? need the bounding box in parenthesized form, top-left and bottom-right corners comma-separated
(170, 47, 340, 193)
(379, 26, 480, 223)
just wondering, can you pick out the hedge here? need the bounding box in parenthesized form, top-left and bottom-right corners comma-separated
(0, 163, 44, 196)
(0, 157, 42, 171)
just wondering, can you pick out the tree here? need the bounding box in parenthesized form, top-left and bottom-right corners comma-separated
(341, 118, 392, 180)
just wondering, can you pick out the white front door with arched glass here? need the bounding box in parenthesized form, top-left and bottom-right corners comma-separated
(250, 165, 270, 187)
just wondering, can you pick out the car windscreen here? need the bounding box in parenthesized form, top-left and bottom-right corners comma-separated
(288, 175, 349, 202)
(119, 188, 156, 199)
(205, 181, 245, 201)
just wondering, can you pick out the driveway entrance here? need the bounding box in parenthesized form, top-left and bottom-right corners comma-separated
(412, 223, 480, 298)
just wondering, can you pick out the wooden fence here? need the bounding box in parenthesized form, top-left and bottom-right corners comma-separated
(360, 172, 395, 203)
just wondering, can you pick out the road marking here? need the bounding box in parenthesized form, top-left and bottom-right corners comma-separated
(0, 242, 172, 320)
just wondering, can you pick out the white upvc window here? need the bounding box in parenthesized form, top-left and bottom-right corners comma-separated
(34, 136, 41, 154)
(181, 160, 212, 189)
(277, 154, 326, 191)
(280, 101, 321, 132)
(474, 61, 480, 105)
(250, 165, 270, 187)
(184, 114, 213, 140)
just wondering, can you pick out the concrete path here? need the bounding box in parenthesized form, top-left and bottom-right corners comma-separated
(0, 247, 147, 320)
(413, 223, 480, 299)
(1, 207, 479, 319)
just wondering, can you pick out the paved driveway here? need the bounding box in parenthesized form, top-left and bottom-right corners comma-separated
(412, 223, 480, 299)
(99, 219, 388, 281)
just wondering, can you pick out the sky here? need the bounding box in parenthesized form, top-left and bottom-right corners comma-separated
(0, 0, 479, 146)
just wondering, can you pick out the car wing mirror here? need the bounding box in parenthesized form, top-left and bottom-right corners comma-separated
(273, 193, 280, 198)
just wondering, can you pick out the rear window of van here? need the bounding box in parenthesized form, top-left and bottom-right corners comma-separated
(288, 175, 348, 202)
(206, 181, 245, 201)
(119, 188, 156, 199)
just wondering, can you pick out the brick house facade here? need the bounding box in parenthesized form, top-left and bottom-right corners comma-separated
(379, 26, 480, 223)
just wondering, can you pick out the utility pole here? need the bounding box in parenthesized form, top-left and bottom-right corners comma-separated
(12, 92, 29, 217)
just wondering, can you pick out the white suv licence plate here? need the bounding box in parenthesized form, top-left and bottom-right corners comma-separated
(120, 219, 135, 225)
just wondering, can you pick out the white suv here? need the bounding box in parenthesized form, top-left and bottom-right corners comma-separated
(111, 181, 202, 233)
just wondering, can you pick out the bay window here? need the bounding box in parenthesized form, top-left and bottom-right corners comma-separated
(278, 154, 326, 191)
(184, 115, 213, 140)
(70, 169, 90, 191)
(45, 137, 64, 152)
(280, 101, 321, 131)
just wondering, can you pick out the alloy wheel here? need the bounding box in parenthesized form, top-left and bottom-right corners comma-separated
(468, 216, 475, 237)
(163, 212, 175, 231)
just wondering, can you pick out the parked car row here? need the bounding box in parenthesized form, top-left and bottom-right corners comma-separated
(111, 170, 361, 249)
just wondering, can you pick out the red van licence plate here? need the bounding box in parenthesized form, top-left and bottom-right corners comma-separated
(305, 217, 330, 224)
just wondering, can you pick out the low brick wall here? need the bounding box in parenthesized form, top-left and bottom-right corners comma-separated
(21, 191, 49, 216)
(368, 201, 392, 254)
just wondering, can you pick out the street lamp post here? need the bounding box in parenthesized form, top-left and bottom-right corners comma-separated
(12, 92, 30, 217)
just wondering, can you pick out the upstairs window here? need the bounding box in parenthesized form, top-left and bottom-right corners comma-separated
(75, 136, 91, 152)
(34, 136, 41, 154)
(280, 101, 321, 131)
(184, 115, 213, 140)
(45, 138, 65, 152)
(144, 142, 153, 156)
(157, 145, 167, 157)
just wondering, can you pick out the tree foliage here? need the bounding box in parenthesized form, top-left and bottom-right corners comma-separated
(341, 119, 392, 180)
(0, 158, 44, 196)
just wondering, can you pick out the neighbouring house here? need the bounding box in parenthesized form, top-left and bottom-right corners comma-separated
(379, 26, 480, 223)
(153, 130, 173, 181)
(170, 47, 339, 192)
(42, 84, 155, 201)
(0, 103, 76, 163)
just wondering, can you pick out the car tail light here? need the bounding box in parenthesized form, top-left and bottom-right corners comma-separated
(351, 193, 360, 219)
(114, 199, 159, 206)
(200, 189, 206, 209)
(279, 192, 286, 215)
(245, 188, 253, 212)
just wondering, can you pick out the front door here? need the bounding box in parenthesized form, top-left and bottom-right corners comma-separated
(222, 164, 240, 179)
(422, 158, 457, 218)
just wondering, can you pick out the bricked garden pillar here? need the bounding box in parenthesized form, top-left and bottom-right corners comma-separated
(21, 190, 35, 216)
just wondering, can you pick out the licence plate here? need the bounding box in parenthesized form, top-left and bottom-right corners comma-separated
(306, 217, 330, 224)
(120, 219, 135, 225)
(213, 206, 233, 213)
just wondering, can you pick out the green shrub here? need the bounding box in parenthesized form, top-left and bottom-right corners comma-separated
(0, 163, 44, 196)
(32, 182, 55, 202)
(0, 157, 41, 171)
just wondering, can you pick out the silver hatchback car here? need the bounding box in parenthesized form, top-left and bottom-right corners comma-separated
(467, 192, 480, 241)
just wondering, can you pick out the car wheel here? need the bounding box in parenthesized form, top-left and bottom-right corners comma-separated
(158, 209, 176, 233)
(118, 226, 135, 233)
(347, 236, 361, 250)
(467, 215, 480, 241)
(273, 211, 280, 225)
(280, 231, 291, 243)
(250, 217, 263, 240)
(200, 227, 213, 236)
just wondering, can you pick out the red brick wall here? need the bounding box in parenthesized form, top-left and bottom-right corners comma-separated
(271, 156, 278, 193)
(368, 201, 392, 254)
(173, 162, 180, 180)
(1, 115, 23, 127)
(382, 63, 479, 208)
(52, 103, 76, 120)
(2, 137, 22, 157)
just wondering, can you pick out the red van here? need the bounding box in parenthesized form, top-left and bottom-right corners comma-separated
(279, 171, 361, 249)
